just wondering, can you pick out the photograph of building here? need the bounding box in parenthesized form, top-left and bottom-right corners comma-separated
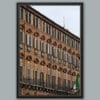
(17, 3, 82, 97)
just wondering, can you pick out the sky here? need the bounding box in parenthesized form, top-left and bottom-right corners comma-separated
(31, 5, 80, 37)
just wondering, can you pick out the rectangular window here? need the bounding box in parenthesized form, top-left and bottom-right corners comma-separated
(26, 34, 32, 47)
(51, 26, 52, 36)
(47, 44, 52, 55)
(61, 32, 63, 42)
(53, 28, 56, 38)
(34, 64, 37, 82)
(61, 50, 62, 60)
(21, 8, 23, 19)
(52, 76, 56, 88)
(34, 71, 37, 81)
(20, 7, 23, 19)
(47, 68, 50, 75)
(19, 32, 24, 44)
(18, 66, 23, 82)
(19, 59, 23, 67)
(79, 42, 80, 52)
(66, 79, 68, 88)
(44, 22, 46, 33)
(47, 44, 50, 54)
(46, 74, 50, 87)
(65, 35, 67, 44)
(33, 37, 38, 50)
(49, 25, 51, 35)
(29, 12, 31, 24)
(23, 9, 25, 20)
(40, 72, 44, 84)
(34, 16, 38, 28)
(56, 29, 58, 39)
(52, 46, 56, 57)
(27, 68, 31, 80)
(58, 77, 61, 88)
(25, 11, 28, 22)
(74, 40, 76, 49)
(63, 79, 66, 89)
(42, 21, 45, 32)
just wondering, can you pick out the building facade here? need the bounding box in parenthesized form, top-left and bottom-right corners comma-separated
(18, 4, 80, 96)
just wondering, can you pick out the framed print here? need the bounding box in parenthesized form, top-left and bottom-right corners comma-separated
(17, 2, 83, 98)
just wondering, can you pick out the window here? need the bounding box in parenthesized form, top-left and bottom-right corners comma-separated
(34, 64, 37, 82)
(58, 77, 61, 88)
(47, 68, 50, 75)
(72, 39, 74, 48)
(44, 22, 46, 33)
(40, 41, 46, 53)
(19, 32, 24, 44)
(47, 24, 51, 35)
(42, 21, 44, 32)
(33, 37, 38, 50)
(40, 72, 44, 85)
(64, 51, 67, 62)
(52, 46, 55, 57)
(47, 44, 52, 55)
(25, 11, 28, 22)
(50, 26, 52, 36)
(74, 40, 76, 49)
(29, 12, 31, 24)
(61, 32, 63, 42)
(79, 42, 80, 52)
(46, 74, 50, 87)
(52, 76, 56, 88)
(56, 29, 58, 39)
(38, 18, 40, 29)
(65, 35, 67, 44)
(79, 59, 80, 68)
(34, 16, 38, 28)
(26, 34, 32, 47)
(46, 23, 48, 33)
(41, 66, 44, 72)
(63, 79, 66, 89)
(68, 53, 71, 63)
(27, 68, 31, 80)
(58, 49, 62, 60)
(53, 28, 56, 38)
(66, 79, 68, 88)
(27, 62, 31, 80)
(20, 7, 23, 19)
(18, 66, 23, 82)
(19, 59, 23, 66)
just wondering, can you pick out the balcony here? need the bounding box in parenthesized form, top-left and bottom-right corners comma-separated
(19, 78, 72, 94)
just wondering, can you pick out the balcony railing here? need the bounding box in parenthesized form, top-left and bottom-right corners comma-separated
(19, 78, 71, 93)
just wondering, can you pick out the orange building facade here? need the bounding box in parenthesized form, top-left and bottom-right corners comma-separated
(17, 4, 80, 96)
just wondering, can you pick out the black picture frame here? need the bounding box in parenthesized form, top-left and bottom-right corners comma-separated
(17, 2, 84, 98)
